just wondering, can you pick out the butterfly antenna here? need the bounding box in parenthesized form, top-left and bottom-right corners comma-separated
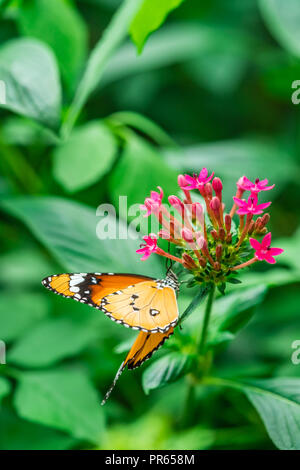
(101, 362, 125, 406)
(165, 241, 173, 273)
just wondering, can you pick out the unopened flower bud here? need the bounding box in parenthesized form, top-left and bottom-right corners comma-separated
(182, 253, 197, 270)
(216, 244, 222, 260)
(219, 227, 225, 241)
(168, 195, 184, 210)
(210, 196, 220, 212)
(181, 227, 194, 243)
(196, 235, 207, 251)
(212, 177, 223, 194)
(191, 202, 203, 222)
(225, 214, 232, 233)
(248, 220, 255, 235)
(205, 183, 213, 200)
(261, 213, 270, 227)
(214, 261, 221, 271)
(226, 232, 232, 243)
(178, 174, 188, 189)
(255, 217, 262, 230)
(211, 230, 218, 240)
(198, 256, 207, 268)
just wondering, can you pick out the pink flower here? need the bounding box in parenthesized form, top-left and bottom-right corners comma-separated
(233, 195, 271, 215)
(242, 177, 275, 195)
(140, 186, 163, 217)
(249, 233, 284, 264)
(136, 234, 158, 260)
(184, 168, 214, 190)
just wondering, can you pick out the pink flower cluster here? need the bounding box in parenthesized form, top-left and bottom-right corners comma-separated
(137, 169, 284, 280)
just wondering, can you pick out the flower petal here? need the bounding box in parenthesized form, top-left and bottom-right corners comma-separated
(268, 247, 284, 256)
(264, 254, 276, 264)
(262, 232, 272, 249)
(256, 201, 272, 210)
(249, 238, 261, 250)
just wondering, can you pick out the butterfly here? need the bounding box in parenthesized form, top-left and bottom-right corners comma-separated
(41, 269, 179, 403)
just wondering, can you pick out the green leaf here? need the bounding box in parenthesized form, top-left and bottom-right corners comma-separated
(130, 0, 185, 53)
(8, 313, 102, 368)
(62, 0, 143, 137)
(0, 248, 57, 287)
(14, 368, 104, 443)
(102, 24, 220, 86)
(209, 377, 300, 450)
(0, 292, 50, 342)
(207, 285, 267, 343)
(108, 131, 178, 209)
(0, 196, 163, 277)
(53, 121, 117, 192)
(0, 38, 61, 129)
(259, 0, 300, 58)
(142, 352, 194, 394)
(18, 0, 87, 89)
(0, 377, 11, 404)
(0, 407, 76, 450)
(108, 111, 177, 147)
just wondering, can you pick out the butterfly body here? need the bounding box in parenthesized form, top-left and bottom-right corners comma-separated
(41, 269, 179, 403)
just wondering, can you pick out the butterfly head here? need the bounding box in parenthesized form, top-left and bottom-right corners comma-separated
(165, 268, 180, 291)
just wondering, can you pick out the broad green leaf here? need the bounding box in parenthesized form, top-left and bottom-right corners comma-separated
(18, 0, 87, 89)
(0, 248, 57, 287)
(102, 24, 223, 86)
(8, 313, 102, 368)
(208, 285, 268, 340)
(53, 121, 117, 192)
(0, 407, 75, 450)
(0, 377, 11, 404)
(62, 0, 143, 137)
(259, 0, 300, 58)
(1, 116, 56, 146)
(14, 368, 104, 443)
(210, 377, 300, 450)
(0, 196, 163, 277)
(0, 38, 61, 129)
(108, 111, 177, 147)
(130, 0, 185, 53)
(142, 352, 194, 394)
(108, 131, 178, 209)
(0, 292, 50, 342)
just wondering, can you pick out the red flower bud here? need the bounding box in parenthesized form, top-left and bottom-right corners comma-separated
(225, 214, 232, 233)
(212, 177, 223, 194)
(210, 197, 220, 212)
(181, 228, 194, 243)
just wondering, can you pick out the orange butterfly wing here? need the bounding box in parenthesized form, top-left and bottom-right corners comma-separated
(101, 327, 174, 405)
(100, 280, 178, 332)
(41, 272, 153, 305)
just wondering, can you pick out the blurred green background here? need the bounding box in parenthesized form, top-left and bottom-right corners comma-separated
(1, 0, 300, 450)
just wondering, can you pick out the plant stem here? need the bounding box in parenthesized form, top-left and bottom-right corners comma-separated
(198, 285, 215, 356)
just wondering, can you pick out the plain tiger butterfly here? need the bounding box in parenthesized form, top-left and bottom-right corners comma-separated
(41, 269, 179, 404)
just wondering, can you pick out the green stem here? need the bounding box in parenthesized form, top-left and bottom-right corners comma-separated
(198, 285, 215, 356)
